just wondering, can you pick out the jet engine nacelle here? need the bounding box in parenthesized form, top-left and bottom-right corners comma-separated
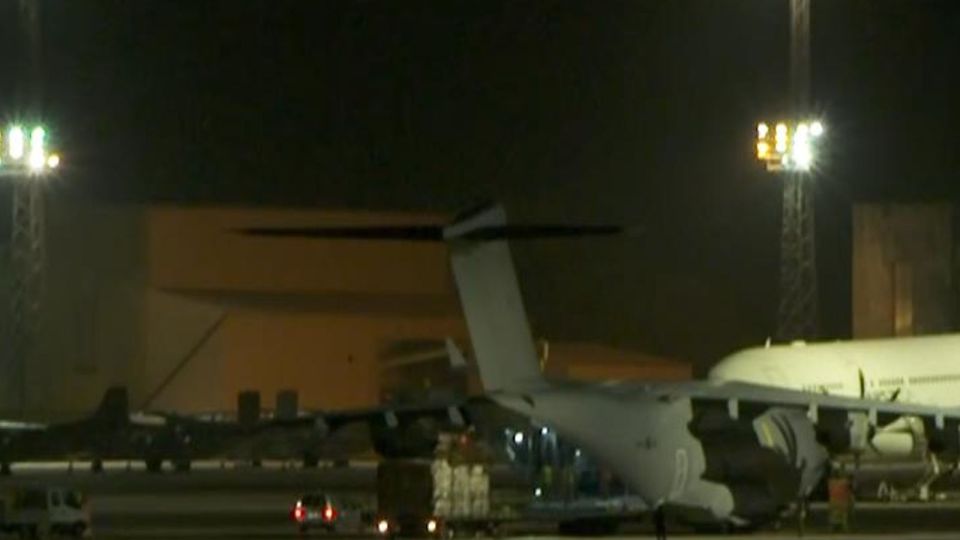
(815, 410, 874, 455)
(868, 431, 918, 459)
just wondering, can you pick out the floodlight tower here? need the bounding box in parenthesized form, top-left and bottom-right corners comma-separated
(7, 0, 47, 413)
(778, 0, 818, 341)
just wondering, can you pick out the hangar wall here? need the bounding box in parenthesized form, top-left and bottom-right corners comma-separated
(24, 199, 147, 420)
(20, 200, 690, 420)
(852, 203, 954, 338)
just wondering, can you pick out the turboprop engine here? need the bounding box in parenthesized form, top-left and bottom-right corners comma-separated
(689, 406, 828, 523)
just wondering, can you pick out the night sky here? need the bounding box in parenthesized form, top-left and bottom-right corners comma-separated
(0, 1, 958, 371)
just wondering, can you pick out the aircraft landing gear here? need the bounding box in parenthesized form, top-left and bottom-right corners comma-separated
(91, 459, 103, 474)
(796, 497, 808, 537)
(302, 451, 319, 469)
(145, 458, 163, 473)
(914, 452, 954, 500)
(654, 507, 667, 540)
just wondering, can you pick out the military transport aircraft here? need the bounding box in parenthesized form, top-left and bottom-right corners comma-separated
(0, 387, 193, 473)
(245, 204, 960, 538)
(0, 386, 473, 473)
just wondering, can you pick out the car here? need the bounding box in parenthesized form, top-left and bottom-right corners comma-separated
(291, 492, 365, 534)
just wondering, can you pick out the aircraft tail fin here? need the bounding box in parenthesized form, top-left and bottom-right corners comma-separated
(94, 386, 130, 428)
(239, 203, 624, 394)
(443, 206, 545, 393)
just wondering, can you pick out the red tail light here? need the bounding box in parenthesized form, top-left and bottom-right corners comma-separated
(292, 502, 306, 522)
(322, 504, 337, 522)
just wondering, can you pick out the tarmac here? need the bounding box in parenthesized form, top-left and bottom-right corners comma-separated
(1, 462, 959, 539)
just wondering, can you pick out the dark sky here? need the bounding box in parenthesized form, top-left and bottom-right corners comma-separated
(1, 1, 959, 371)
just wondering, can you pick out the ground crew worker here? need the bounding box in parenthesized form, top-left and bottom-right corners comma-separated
(827, 473, 854, 532)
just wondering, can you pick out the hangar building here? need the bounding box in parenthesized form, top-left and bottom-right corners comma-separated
(2, 199, 690, 419)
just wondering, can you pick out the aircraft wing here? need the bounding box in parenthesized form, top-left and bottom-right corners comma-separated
(264, 398, 476, 440)
(603, 378, 960, 453)
(643, 378, 956, 421)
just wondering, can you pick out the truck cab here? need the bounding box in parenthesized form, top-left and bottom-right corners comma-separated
(0, 487, 91, 538)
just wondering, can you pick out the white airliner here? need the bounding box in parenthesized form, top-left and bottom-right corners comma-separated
(709, 334, 960, 462)
(710, 335, 960, 407)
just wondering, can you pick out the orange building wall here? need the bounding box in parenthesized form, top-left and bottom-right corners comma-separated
(541, 342, 692, 382)
(140, 207, 466, 412)
(146, 207, 453, 298)
(30, 202, 691, 419)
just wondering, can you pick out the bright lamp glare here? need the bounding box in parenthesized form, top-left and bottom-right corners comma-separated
(756, 141, 769, 158)
(513, 432, 524, 445)
(757, 123, 769, 138)
(47, 154, 60, 169)
(810, 121, 824, 137)
(793, 139, 813, 170)
(775, 123, 787, 135)
(9, 127, 24, 160)
(28, 151, 45, 171)
(31, 127, 45, 147)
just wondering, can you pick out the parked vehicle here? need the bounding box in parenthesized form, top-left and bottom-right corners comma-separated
(291, 492, 365, 534)
(0, 487, 91, 538)
(376, 458, 500, 538)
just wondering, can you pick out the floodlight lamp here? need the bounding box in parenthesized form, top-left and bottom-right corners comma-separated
(775, 123, 787, 135)
(9, 127, 24, 160)
(30, 127, 45, 156)
(810, 121, 824, 137)
(47, 154, 60, 169)
(756, 141, 770, 158)
(757, 123, 769, 138)
(28, 151, 45, 171)
(792, 136, 813, 170)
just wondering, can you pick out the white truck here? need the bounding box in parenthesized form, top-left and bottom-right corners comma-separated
(0, 487, 91, 538)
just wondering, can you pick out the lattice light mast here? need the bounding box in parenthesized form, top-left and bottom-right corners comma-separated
(758, 0, 820, 342)
(4, 0, 58, 412)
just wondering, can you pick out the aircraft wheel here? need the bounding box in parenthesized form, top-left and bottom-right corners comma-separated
(91, 459, 104, 473)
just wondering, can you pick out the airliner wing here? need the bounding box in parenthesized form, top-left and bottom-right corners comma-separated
(628, 378, 960, 452)
(659, 378, 957, 421)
